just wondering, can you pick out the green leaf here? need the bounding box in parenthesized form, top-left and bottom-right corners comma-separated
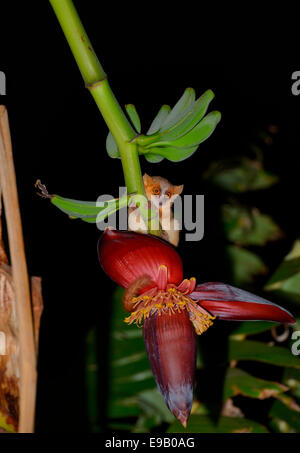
(51, 193, 129, 223)
(230, 321, 278, 336)
(275, 393, 300, 411)
(155, 111, 221, 148)
(125, 104, 141, 133)
(223, 205, 283, 246)
(205, 158, 278, 192)
(267, 276, 300, 304)
(167, 415, 268, 433)
(226, 245, 267, 285)
(106, 131, 120, 158)
(105, 104, 140, 159)
(269, 417, 295, 433)
(159, 87, 196, 132)
(223, 368, 287, 401)
(132, 389, 175, 432)
(144, 152, 164, 163)
(142, 111, 219, 160)
(267, 258, 300, 289)
(137, 89, 215, 148)
(159, 89, 215, 141)
(269, 399, 300, 432)
(147, 105, 171, 135)
(136, 88, 220, 163)
(142, 144, 199, 162)
(283, 368, 300, 400)
(265, 240, 300, 300)
(228, 339, 300, 368)
(51, 195, 104, 216)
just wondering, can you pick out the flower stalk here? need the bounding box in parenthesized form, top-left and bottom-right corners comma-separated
(49, 0, 144, 197)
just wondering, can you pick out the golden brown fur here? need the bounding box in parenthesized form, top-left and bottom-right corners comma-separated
(128, 174, 183, 246)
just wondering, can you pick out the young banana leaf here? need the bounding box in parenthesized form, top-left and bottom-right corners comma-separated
(105, 88, 221, 164)
(35, 180, 130, 224)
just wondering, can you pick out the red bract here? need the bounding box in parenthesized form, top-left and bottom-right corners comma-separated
(99, 228, 183, 289)
(98, 229, 295, 427)
(189, 282, 295, 323)
(143, 310, 196, 427)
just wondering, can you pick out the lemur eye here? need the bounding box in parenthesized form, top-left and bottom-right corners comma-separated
(152, 187, 161, 196)
(165, 191, 171, 198)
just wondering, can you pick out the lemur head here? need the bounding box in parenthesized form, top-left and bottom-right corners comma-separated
(143, 174, 183, 209)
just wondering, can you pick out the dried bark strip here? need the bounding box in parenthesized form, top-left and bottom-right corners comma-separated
(0, 106, 41, 433)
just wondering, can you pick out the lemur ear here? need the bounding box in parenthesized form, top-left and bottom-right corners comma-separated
(175, 184, 184, 195)
(143, 173, 152, 184)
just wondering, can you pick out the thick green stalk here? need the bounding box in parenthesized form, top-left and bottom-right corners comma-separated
(49, 0, 144, 196)
(49, 0, 161, 234)
(88, 83, 144, 195)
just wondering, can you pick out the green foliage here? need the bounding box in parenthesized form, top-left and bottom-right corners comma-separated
(158, 87, 196, 132)
(106, 104, 142, 159)
(223, 368, 287, 400)
(205, 128, 282, 287)
(50, 193, 130, 223)
(147, 105, 171, 135)
(167, 415, 269, 433)
(228, 339, 300, 368)
(282, 368, 300, 401)
(222, 205, 283, 246)
(230, 320, 278, 336)
(105, 88, 221, 163)
(265, 239, 300, 303)
(198, 130, 300, 432)
(106, 130, 119, 159)
(269, 400, 300, 432)
(226, 245, 267, 286)
(39, 185, 157, 231)
(204, 157, 278, 193)
(140, 110, 221, 163)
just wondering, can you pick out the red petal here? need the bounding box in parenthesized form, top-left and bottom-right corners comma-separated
(190, 282, 296, 324)
(98, 229, 183, 288)
(177, 278, 196, 294)
(143, 310, 196, 427)
(157, 265, 168, 290)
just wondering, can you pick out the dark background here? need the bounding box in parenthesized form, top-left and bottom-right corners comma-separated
(1, 1, 300, 432)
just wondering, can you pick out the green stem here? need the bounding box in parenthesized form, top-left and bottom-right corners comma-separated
(49, 0, 144, 196)
(49, 0, 161, 234)
(89, 84, 144, 195)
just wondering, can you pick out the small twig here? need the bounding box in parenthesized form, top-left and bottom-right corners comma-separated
(35, 179, 53, 199)
(0, 186, 8, 265)
(0, 106, 37, 433)
(30, 276, 44, 353)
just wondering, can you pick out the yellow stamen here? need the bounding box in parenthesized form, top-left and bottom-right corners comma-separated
(124, 287, 215, 336)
